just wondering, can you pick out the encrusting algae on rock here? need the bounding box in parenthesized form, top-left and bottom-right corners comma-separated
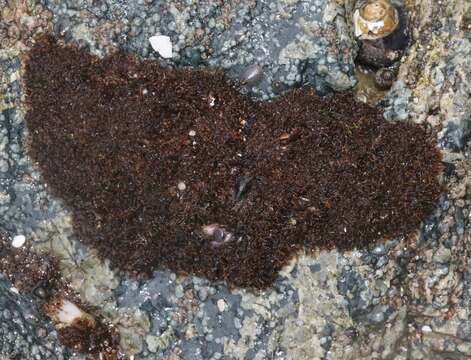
(23, 35, 442, 289)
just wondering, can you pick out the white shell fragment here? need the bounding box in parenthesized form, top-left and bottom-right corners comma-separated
(177, 181, 186, 191)
(217, 299, 227, 312)
(421, 325, 433, 333)
(202, 224, 219, 237)
(149, 35, 173, 59)
(55, 299, 84, 325)
(12, 234, 26, 248)
(240, 64, 263, 85)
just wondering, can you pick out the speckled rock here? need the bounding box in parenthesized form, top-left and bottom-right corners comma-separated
(0, 279, 68, 359)
(0, 0, 471, 359)
(41, 0, 357, 99)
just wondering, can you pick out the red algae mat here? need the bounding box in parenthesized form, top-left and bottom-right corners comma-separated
(24, 36, 442, 288)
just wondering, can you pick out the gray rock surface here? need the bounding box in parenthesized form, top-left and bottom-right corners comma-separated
(0, 0, 470, 359)
(41, 0, 357, 98)
(0, 279, 68, 359)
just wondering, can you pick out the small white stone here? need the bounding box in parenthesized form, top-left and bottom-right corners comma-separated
(202, 224, 219, 237)
(149, 35, 173, 58)
(217, 299, 227, 312)
(55, 300, 85, 325)
(188, 130, 196, 137)
(421, 325, 432, 333)
(10, 287, 19, 294)
(177, 181, 186, 191)
(208, 95, 216, 107)
(12, 234, 26, 248)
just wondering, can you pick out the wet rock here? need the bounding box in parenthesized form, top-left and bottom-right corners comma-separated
(0, 280, 67, 358)
(366, 305, 389, 324)
(457, 319, 471, 341)
(0, 0, 470, 359)
(375, 255, 389, 269)
(433, 246, 452, 264)
(439, 118, 471, 151)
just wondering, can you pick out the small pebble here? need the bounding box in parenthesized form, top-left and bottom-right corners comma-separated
(240, 64, 263, 85)
(421, 325, 432, 333)
(188, 130, 196, 137)
(175, 285, 184, 299)
(149, 35, 173, 58)
(177, 181, 186, 191)
(197, 287, 209, 301)
(217, 299, 227, 312)
(12, 234, 26, 248)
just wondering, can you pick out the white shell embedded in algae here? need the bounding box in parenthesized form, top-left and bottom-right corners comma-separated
(47, 298, 95, 328)
(354, 0, 399, 40)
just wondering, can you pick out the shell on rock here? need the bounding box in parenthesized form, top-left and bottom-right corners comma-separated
(374, 67, 397, 89)
(240, 64, 263, 85)
(354, 0, 399, 40)
(46, 298, 95, 328)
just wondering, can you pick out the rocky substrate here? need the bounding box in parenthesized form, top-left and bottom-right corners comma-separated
(0, 0, 470, 359)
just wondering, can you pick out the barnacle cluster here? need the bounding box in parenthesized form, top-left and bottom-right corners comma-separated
(23, 36, 442, 289)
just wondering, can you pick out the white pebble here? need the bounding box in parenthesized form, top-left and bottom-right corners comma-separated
(188, 130, 196, 137)
(421, 325, 432, 333)
(177, 181, 186, 191)
(217, 299, 227, 312)
(149, 35, 173, 58)
(55, 300, 84, 325)
(12, 234, 26, 248)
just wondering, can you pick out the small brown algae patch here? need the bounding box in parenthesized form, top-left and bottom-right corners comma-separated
(23, 36, 442, 289)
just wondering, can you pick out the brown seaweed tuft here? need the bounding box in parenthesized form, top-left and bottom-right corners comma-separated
(0, 234, 59, 294)
(23, 35, 442, 289)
